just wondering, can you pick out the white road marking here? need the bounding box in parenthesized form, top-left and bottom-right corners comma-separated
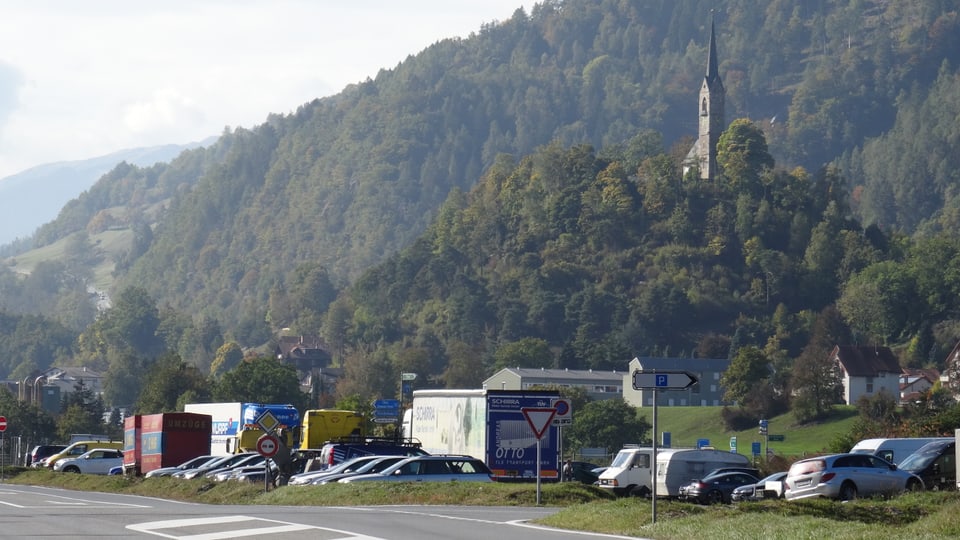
(127, 515, 385, 540)
(0, 487, 151, 509)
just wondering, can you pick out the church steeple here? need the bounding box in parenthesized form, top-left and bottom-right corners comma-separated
(706, 18, 721, 87)
(695, 14, 725, 181)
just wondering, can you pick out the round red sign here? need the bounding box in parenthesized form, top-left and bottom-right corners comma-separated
(256, 434, 279, 458)
(0, 416, 7, 432)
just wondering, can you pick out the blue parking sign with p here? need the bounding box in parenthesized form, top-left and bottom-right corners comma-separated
(656, 374, 667, 386)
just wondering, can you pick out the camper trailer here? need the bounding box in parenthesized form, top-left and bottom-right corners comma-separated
(598, 446, 750, 497)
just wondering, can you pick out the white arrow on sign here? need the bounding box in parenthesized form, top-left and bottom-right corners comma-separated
(632, 370, 698, 390)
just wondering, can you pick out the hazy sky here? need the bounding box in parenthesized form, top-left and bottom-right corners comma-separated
(0, 1, 528, 180)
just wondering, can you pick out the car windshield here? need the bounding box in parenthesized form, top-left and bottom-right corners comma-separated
(899, 451, 936, 472)
(610, 451, 633, 468)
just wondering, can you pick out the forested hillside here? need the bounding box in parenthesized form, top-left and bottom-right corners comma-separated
(3, 0, 960, 409)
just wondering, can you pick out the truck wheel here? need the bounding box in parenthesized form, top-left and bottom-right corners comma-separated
(629, 485, 651, 498)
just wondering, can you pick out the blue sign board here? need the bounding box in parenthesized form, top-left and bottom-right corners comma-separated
(752, 442, 762, 456)
(485, 392, 559, 479)
(373, 399, 401, 420)
(696, 438, 710, 449)
(661, 432, 671, 448)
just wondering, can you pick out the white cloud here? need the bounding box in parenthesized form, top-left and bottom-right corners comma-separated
(0, 1, 527, 179)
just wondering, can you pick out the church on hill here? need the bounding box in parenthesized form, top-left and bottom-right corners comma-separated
(683, 17, 725, 181)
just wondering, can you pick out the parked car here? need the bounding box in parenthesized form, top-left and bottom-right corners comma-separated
(679, 471, 760, 504)
(144, 455, 218, 478)
(784, 453, 925, 501)
(318, 439, 428, 470)
(563, 461, 602, 484)
(201, 453, 264, 479)
(172, 453, 256, 479)
(897, 439, 955, 491)
(340, 455, 493, 483)
(26, 444, 66, 468)
(289, 455, 386, 486)
(731, 472, 788, 502)
(312, 455, 408, 484)
(44, 440, 123, 469)
(53, 448, 124, 474)
(705, 466, 761, 478)
(211, 460, 274, 482)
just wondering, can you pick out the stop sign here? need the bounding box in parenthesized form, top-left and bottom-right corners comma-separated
(0, 416, 6, 432)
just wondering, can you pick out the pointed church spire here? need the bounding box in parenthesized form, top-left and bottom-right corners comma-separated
(706, 13, 720, 86)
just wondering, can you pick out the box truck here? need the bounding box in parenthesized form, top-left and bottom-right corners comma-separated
(184, 402, 300, 456)
(123, 412, 212, 476)
(299, 409, 365, 451)
(597, 445, 751, 497)
(410, 389, 561, 481)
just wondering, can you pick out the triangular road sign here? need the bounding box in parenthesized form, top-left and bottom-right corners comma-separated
(522, 407, 557, 440)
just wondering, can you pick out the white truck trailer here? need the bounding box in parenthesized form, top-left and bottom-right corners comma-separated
(410, 389, 561, 481)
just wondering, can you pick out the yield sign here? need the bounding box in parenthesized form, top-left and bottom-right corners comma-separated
(521, 407, 556, 440)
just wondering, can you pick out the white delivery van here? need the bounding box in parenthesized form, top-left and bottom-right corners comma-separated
(850, 437, 953, 465)
(597, 445, 750, 497)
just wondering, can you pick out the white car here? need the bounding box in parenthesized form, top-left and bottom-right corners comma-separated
(53, 448, 124, 474)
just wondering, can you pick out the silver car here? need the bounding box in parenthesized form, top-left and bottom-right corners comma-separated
(53, 448, 124, 474)
(784, 453, 924, 501)
(340, 455, 493, 483)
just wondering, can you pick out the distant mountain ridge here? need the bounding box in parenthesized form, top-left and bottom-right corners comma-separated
(0, 140, 214, 246)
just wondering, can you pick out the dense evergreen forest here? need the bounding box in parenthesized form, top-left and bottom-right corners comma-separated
(4, 0, 960, 416)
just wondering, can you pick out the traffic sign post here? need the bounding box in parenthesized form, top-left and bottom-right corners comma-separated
(0, 416, 7, 482)
(256, 433, 280, 492)
(631, 370, 700, 524)
(521, 407, 557, 505)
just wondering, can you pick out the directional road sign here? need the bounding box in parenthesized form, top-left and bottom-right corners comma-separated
(0, 416, 6, 432)
(632, 370, 698, 390)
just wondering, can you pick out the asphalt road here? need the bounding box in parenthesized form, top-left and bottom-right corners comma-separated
(0, 484, 637, 539)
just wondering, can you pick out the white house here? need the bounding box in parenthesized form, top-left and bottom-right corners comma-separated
(831, 345, 902, 405)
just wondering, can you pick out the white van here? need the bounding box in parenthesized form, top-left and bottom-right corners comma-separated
(850, 437, 953, 465)
(598, 446, 750, 497)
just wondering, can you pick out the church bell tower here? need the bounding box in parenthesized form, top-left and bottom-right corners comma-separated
(695, 17, 725, 181)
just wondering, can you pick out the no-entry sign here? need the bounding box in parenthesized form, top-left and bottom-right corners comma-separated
(0, 416, 6, 432)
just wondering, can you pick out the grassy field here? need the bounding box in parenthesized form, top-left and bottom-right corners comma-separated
(6, 227, 131, 291)
(8, 467, 960, 539)
(633, 406, 859, 462)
